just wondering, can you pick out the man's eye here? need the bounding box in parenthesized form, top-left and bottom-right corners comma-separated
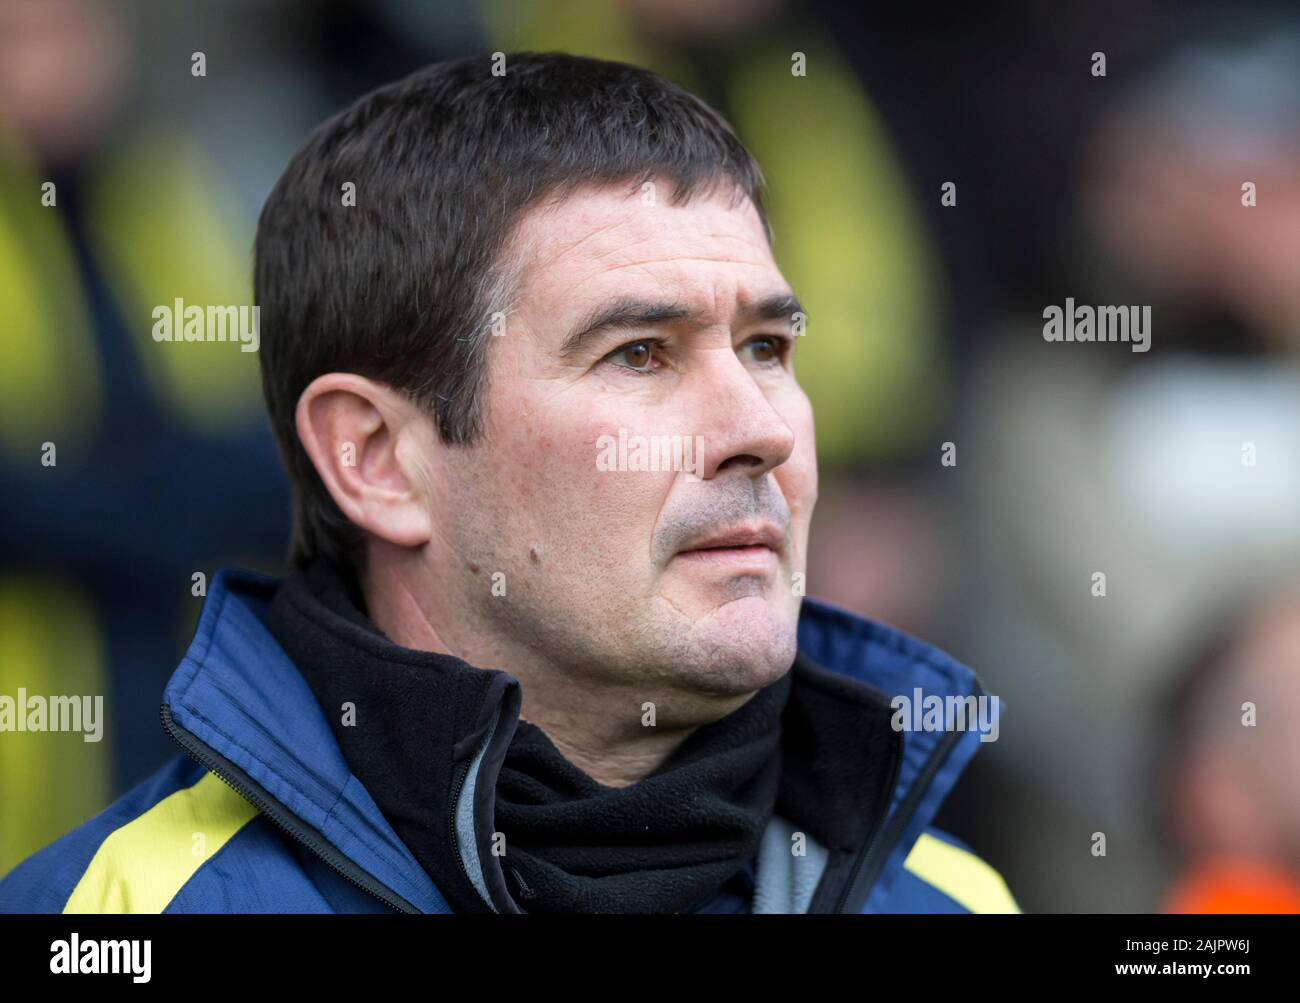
(607, 340, 656, 372)
(743, 335, 785, 365)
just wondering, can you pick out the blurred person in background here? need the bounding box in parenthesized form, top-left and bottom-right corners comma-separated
(1160, 587, 1300, 913)
(952, 25, 1300, 910)
(0, 0, 289, 874)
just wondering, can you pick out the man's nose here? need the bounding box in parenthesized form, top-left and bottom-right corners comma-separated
(690, 353, 796, 481)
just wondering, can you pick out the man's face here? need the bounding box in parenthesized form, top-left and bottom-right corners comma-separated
(435, 181, 817, 699)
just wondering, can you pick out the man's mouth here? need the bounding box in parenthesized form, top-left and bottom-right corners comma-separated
(674, 523, 784, 568)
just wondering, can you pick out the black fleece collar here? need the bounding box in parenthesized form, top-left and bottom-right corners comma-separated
(267, 559, 901, 913)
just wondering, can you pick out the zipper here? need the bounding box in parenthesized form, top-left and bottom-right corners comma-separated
(160, 702, 420, 914)
(447, 758, 472, 889)
(832, 680, 986, 914)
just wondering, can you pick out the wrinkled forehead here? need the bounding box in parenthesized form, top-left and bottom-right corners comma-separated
(505, 182, 782, 327)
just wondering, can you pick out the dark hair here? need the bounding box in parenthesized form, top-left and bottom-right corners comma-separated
(255, 51, 769, 569)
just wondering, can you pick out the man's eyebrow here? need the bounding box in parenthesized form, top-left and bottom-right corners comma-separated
(559, 298, 697, 358)
(557, 292, 806, 358)
(740, 292, 806, 327)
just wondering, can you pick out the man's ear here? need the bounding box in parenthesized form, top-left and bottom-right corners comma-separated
(295, 373, 434, 549)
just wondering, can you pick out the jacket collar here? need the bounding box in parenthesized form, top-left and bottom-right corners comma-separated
(795, 597, 1000, 910)
(162, 568, 997, 913)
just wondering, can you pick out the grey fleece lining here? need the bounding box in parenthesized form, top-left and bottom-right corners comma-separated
(752, 813, 829, 914)
(455, 716, 500, 912)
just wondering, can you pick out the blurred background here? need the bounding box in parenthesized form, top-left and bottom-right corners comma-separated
(1, 0, 1297, 913)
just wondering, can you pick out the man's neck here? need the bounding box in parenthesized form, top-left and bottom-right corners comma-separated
(509, 670, 754, 788)
(362, 561, 752, 788)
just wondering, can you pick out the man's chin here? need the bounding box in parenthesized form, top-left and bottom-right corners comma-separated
(670, 595, 799, 694)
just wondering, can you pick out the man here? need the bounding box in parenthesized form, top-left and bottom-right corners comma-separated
(0, 52, 1017, 914)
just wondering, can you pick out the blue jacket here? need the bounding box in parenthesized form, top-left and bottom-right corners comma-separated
(0, 569, 1019, 914)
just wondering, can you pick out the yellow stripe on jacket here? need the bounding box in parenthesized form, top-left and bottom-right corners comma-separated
(63, 772, 258, 913)
(903, 832, 1021, 914)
